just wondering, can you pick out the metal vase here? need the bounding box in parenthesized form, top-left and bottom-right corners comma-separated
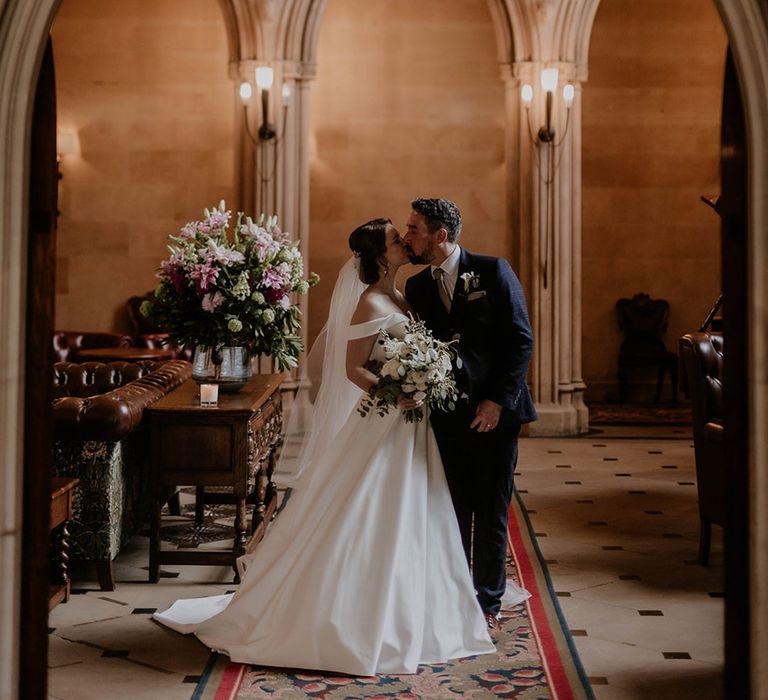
(191, 346, 253, 392)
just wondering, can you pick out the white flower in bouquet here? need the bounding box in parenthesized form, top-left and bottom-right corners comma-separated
(358, 317, 461, 423)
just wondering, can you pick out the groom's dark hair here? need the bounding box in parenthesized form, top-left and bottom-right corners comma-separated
(348, 218, 391, 284)
(411, 198, 462, 243)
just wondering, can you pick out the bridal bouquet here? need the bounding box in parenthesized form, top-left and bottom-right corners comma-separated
(358, 317, 460, 423)
(141, 201, 318, 371)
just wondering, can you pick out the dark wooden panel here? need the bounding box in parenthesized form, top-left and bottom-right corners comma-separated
(20, 38, 57, 700)
(158, 423, 235, 471)
(721, 47, 749, 699)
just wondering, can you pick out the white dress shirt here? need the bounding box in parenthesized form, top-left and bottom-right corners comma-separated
(430, 245, 461, 301)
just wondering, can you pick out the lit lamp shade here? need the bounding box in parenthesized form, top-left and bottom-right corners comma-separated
(540, 68, 559, 93)
(255, 66, 274, 91)
(56, 129, 78, 158)
(521, 84, 533, 106)
(239, 82, 253, 105)
(563, 84, 575, 107)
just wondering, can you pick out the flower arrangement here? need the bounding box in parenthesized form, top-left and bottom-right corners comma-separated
(358, 317, 460, 423)
(141, 201, 318, 371)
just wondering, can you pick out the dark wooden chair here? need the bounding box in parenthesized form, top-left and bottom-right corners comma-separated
(616, 293, 678, 403)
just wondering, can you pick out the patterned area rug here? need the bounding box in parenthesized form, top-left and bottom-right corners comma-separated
(192, 492, 593, 699)
(588, 402, 692, 426)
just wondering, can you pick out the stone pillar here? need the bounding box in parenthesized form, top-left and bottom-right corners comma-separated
(231, 57, 315, 386)
(506, 60, 588, 436)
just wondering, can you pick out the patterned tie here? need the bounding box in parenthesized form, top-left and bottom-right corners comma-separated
(433, 267, 451, 311)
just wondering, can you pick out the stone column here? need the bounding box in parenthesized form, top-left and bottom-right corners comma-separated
(505, 60, 588, 436)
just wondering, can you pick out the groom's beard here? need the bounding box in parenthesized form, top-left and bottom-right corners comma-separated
(405, 243, 435, 265)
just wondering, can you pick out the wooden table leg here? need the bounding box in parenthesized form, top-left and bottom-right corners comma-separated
(233, 497, 247, 583)
(50, 522, 71, 602)
(149, 495, 161, 583)
(266, 448, 278, 522)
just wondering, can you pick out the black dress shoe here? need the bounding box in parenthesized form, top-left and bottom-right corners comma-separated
(485, 612, 498, 631)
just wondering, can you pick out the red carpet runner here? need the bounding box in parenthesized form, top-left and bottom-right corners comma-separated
(193, 491, 593, 699)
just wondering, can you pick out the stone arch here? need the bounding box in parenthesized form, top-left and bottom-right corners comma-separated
(2, 0, 768, 694)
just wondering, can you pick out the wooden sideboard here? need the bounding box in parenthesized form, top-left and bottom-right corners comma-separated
(147, 374, 283, 583)
(49, 477, 78, 611)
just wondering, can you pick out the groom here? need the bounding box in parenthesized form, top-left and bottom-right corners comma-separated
(402, 198, 537, 629)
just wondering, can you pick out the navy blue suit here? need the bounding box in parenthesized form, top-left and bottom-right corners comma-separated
(405, 248, 536, 615)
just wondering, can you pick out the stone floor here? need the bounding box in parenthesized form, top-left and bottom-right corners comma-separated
(48, 424, 723, 699)
(516, 425, 723, 700)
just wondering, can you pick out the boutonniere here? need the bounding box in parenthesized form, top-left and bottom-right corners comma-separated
(460, 271, 480, 294)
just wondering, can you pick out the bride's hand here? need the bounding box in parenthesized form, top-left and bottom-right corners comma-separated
(398, 396, 424, 411)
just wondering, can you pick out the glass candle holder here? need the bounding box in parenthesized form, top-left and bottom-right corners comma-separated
(200, 383, 219, 408)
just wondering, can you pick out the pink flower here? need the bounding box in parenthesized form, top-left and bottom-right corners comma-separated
(278, 295, 291, 310)
(190, 262, 220, 293)
(159, 253, 187, 293)
(201, 291, 224, 312)
(198, 210, 230, 233)
(198, 240, 244, 266)
(262, 262, 292, 289)
(179, 223, 198, 239)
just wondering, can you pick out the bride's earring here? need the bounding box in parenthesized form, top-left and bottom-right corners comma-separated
(382, 263, 389, 278)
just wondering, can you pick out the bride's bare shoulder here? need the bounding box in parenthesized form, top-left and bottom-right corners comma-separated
(350, 289, 390, 325)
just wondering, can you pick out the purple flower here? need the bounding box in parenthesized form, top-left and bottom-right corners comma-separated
(264, 287, 286, 303)
(278, 295, 291, 310)
(190, 262, 220, 293)
(159, 252, 187, 293)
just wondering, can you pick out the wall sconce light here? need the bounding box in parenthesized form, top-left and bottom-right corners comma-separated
(239, 65, 293, 213)
(255, 66, 276, 142)
(56, 128, 79, 160)
(521, 68, 574, 146)
(56, 128, 79, 180)
(521, 69, 575, 290)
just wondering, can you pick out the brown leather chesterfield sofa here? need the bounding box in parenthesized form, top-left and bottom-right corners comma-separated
(52, 359, 191, 589)
(679, 332, 724, 565)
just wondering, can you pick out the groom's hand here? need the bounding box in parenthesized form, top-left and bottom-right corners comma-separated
(471, 400, 502, 432)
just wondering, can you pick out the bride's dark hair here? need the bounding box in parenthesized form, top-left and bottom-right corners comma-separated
(348, 218, 392, 284)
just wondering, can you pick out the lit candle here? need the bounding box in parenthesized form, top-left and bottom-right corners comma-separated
(200, 383, 219, 407)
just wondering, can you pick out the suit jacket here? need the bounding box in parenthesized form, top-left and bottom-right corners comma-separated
(405, 248, 537, 424)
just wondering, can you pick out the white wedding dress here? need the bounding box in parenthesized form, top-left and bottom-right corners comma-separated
(154, 313, 515, 676)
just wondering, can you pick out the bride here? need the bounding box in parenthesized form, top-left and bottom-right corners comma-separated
(154, 218, 524, 676)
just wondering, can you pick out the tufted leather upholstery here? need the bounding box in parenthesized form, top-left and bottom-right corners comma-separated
(679, 332, 725, 564)
(53, 330, 133, 363)
(51, 358, 191, 588)
(52, 360, 192, 441)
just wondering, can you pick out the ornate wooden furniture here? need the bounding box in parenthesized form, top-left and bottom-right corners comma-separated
(147, 374, 283, 583)
(49, 477, 78, 610)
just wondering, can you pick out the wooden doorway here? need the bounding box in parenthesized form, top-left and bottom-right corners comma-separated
(20, 37, 58, 700)
(720, 47, 750, 699)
